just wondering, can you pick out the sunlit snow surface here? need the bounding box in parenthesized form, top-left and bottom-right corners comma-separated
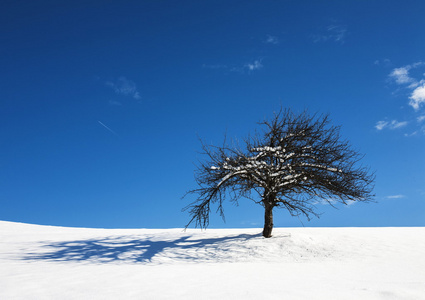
(1, 221, 424, 299)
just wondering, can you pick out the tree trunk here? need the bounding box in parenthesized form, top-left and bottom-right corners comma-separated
(262, 204, 274, 238)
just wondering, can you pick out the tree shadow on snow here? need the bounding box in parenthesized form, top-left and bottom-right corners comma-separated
(23, 233, 262, 264)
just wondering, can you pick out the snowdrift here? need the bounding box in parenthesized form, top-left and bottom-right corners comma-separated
(0, 221, 424, 299)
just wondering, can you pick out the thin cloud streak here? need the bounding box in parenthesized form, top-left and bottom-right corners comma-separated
(98, 121, 118, 136)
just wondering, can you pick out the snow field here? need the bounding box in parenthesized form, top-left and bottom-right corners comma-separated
(0, 221, 424, 299)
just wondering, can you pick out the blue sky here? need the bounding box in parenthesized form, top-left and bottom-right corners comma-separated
(1, 0, 424, 229)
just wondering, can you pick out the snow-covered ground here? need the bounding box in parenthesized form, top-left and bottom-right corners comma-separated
(0, 221, 424, 299)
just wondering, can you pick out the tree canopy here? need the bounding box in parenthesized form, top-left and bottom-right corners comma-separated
(184, 109, 375, 237)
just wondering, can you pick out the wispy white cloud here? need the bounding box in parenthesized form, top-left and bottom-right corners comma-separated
(106, 77, 141, 100)
(409, 82, 425, 111)
(313, 198, 356, 206)
(265, 35, 279, 45)
(374, 58, 391, 66)
(381, 62, 425, 135)
(391, 120, 408, 129)
(312, 24, 347, 44)
(109, 100, 122, 106)
(389, 62, 425, 111)
(385, 195, 406, 199)
(377, 60, 425, 135)
(389, 66, 414, 84)
(404, 131, 418, 137)
(203, 59, 264, 74)
(375, 121, 388, 131)
(202, 64, 228, 70)
(327, 25, 346, 43)
(244, 60, 263, 71)
(375, 120, 408, 131)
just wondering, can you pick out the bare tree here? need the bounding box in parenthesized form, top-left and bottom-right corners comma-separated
(183, 109, 375, 238)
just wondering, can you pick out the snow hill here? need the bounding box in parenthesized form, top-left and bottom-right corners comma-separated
(0, 221, 424, 299)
